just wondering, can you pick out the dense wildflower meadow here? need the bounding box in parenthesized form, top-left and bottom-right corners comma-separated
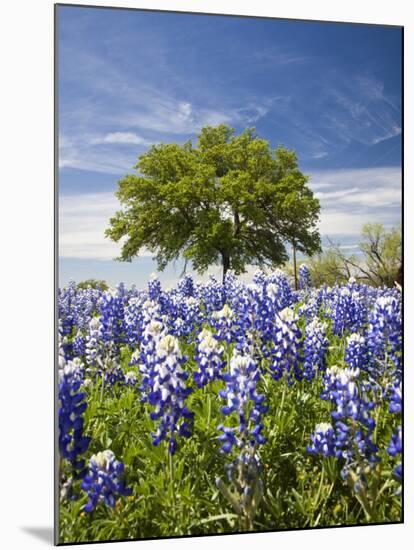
(58, 267, 402, 543)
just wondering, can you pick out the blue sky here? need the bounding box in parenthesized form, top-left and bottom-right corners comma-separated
(58, 6, 402, 288)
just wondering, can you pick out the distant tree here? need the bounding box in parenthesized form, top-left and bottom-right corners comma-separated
(308, 249, 350, 287)
(106, 124, 321, 282)
(307, 224, 401, 288)
(77, 279, 109, 291)
(357, 223, 401, 287)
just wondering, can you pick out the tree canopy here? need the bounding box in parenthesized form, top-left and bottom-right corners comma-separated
(106, 124, 321, 281)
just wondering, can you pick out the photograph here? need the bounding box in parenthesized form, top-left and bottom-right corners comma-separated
(56, 4, 403, 544)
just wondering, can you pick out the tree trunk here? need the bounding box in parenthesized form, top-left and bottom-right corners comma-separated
(292, 242, 298, 291)
(221, 251, 230, 284)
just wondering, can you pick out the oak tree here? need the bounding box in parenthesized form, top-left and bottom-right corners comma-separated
(106, 124, 321, 282)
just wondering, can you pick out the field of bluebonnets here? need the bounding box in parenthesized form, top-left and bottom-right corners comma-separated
(58, 265, 402, 543)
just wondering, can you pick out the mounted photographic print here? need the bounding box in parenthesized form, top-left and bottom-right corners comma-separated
(55, 3, 403, 545)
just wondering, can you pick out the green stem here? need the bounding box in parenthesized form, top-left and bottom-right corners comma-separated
(100, 370, 105, 403)
(169, 449, 176, 521)
(278, 383, 286, 421)
(207, 394, 211, 430)
(227, 342, 232, 371)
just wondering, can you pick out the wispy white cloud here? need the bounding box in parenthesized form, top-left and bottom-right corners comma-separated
(310, 166, 401, 235)
(59, 192, 152, 260)
(265, 73, 401, 160)
(91, 132, 151, 146)
(251, 47, 309, 66)
(59, 144, 137, 174)
(320, 73, 401, 147)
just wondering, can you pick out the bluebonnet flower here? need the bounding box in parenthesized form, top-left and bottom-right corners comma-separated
(193, 328, 225, 388)
(58, 320, 71, 363)
(199, 275, 225, 315)
(314, 366, 379, 484)
(58, 280, 78, 340)
(298, 295, 320, 320)
(58, 357, 90, 474)
(387, 426, 402, 480)
(124, 370, 139, 386)
(303, 317, 328, 381)
(147, 335, 194, 454)
(264, 269, 294, 311)
(345, 333, 369, 372)
(223, 272, 241, 304)
(85, 316, 123, 388)
(85, 316, 104, 369)
(72, 330, 86, 358)
(216, 350, 267, 531)
(148, 275, 162, 301)
(211, 304, 238, 344)
(81, 450, 132, 512)
(104, 366, 126, 386)
(169, 296, 203, 340)
(98, 287, 127, 349)
(124, 295, 145, 347)
(59, 281, 100, 360)
(269, 307, 303, 383)
(329, 282, 368, 336)
(307, 422, 336, 457)
(299, 264, 312, 290)
(367, 295, 402, 377)
(134, 301, 167, 401)
(218, 351, 267, 453)
(388, 379, 402, 414)
(177, 274, 195, 297)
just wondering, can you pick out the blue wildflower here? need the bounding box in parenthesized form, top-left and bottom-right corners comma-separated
(269, 307, 303, 383)
(387, 426, 402, 480)
(218, 351, 267, 453)
(81, 450, 132, 512)
(58, 358, 90, 474)
(367, 295, 402, 378)
(193, 328, 225, 388)
(303, 317, 328, 381)
(388, 379, 402, 414)
(345, 333, 369, 372)
(211, 304, 238, 344)
(299, 264, 312, 290)
(148, 334, 194, 454)
(307, 422, 336, 457)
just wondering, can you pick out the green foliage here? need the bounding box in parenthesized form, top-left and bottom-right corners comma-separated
(106, 125, 321, 281)
(306, 224, 401, 288)
(308, 249, 351, 287)
(359, 223, 401, 287)
(77, 279, 109, 291)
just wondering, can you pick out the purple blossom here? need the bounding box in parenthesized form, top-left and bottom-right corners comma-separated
(299, 264, 312, 290)
(193, 328, 225, 387)
(218, 351, 267, 454)
(307, 422, 336, 457)
(387, 426, 402, 480)
(81, 450, 132, 512)
(269, 307, 303, 384)
(58, 356, 90, 474)
(345, 333, 369, 372)
(147, 334, 194, 454)
(303, 317, 328, 381)
(367, 295, 402, 377)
